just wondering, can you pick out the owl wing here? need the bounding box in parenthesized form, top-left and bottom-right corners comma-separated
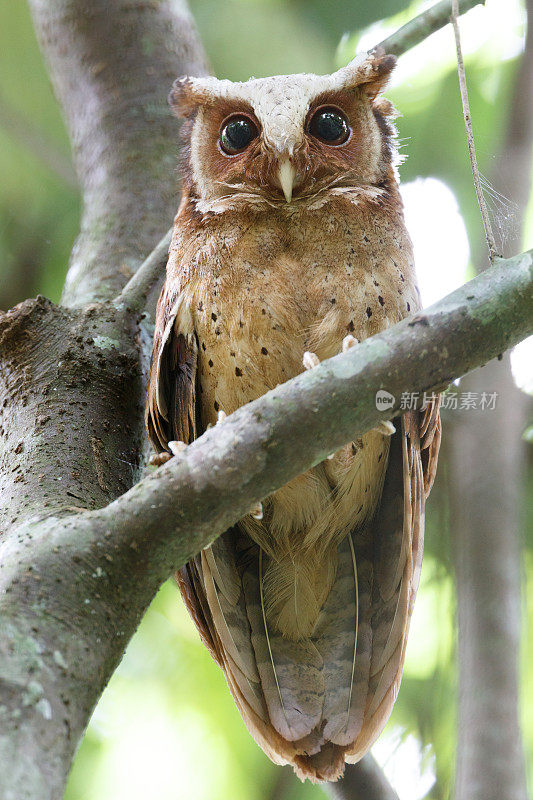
(344, 397, 442, 762)
(146, 282, 198, 453)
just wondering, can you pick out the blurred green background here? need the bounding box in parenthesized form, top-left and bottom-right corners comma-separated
(1, 1, 531, 798)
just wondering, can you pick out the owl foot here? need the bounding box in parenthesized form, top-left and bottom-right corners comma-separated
(249, 501, 263, 520)
(149, 451, 172, 467)
(303, 351, 320, 370)
(342, 334, 359, 352)
(375, 421, 396, 436)
(148, 440, 187, 465)
(168, 440, 188, 455)
(217, 409, 227, 424)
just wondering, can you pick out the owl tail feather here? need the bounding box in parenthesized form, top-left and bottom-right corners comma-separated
(294, 744, 347, 782)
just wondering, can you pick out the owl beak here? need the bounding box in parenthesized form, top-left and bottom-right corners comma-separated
(277, 159, 295, 203)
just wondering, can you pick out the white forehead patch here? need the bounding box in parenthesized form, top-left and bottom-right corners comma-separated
(187, 53, 370, 155)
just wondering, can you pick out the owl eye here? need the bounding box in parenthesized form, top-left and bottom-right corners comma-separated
(308, 107, 350, 145)
(219, 116, 259, 155)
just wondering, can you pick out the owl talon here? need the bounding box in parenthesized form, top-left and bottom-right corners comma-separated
(149, 451, 172, 467)
(375, 421, 396, 436)
(303, 351, 320, 370)
(342, 334, 359, 352)
(250, 501, 263, 520)
(217, 409, 227, 424)
(168, 440, 188, 456)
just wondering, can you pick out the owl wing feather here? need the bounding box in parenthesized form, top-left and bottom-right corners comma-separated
(146, 291, 441, 781)
(146, 283, 197, 453)
(346, 398, 441, 762)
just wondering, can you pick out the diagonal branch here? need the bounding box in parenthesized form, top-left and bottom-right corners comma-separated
(375, 0, 483, 56)
(115, 0, 485, 312)
(77, 250, 533, 575)
(115, 229, 172, 312)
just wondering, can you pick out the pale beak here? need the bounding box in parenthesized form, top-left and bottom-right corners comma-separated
(278, 159, 295, 203)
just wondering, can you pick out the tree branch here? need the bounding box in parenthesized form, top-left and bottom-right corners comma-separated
(0, 247, 530, 799)
(115, 228, 172, 312)
(325, 755, 399, 800)
(28, 0, 209, 308)
(115, 0, 486, 313)
(64, 249, 533, 581)
(375, 0, 483, 57)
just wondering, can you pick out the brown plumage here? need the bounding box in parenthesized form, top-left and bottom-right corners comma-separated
(146, 49, 441, 782)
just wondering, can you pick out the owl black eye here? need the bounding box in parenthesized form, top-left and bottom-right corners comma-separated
(308, 107, 350, 145)
(219, 116, 259, 155)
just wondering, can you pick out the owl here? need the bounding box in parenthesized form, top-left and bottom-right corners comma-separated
(146, 49, 441, 782)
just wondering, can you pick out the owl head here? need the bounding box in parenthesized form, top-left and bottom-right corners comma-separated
(170, 49, 397, 209)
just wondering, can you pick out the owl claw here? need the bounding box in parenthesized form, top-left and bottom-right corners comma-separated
(342, 334, 359, 352)
(217, 409, 227, 424)
(168, 440, 188, 456)
(149, 451, 172, 467)
(250, 501, 263, 520)
(375, 421, 396, 436)
(303, 351, 320, 370)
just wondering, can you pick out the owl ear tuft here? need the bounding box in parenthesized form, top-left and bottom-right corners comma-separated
(344, 48, 396, 101)
(168, 77, 200, 118)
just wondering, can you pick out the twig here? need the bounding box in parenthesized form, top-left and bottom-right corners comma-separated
(116, 0, 487, 313)
(376, 0, 483, 56)
(451, 0, 500, 262)
(114, 229, 172, 311)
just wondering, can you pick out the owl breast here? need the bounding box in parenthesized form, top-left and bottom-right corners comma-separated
(175, 191, 418, 639)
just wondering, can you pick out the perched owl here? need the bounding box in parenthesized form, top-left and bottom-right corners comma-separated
(146, 49, 441, 782)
